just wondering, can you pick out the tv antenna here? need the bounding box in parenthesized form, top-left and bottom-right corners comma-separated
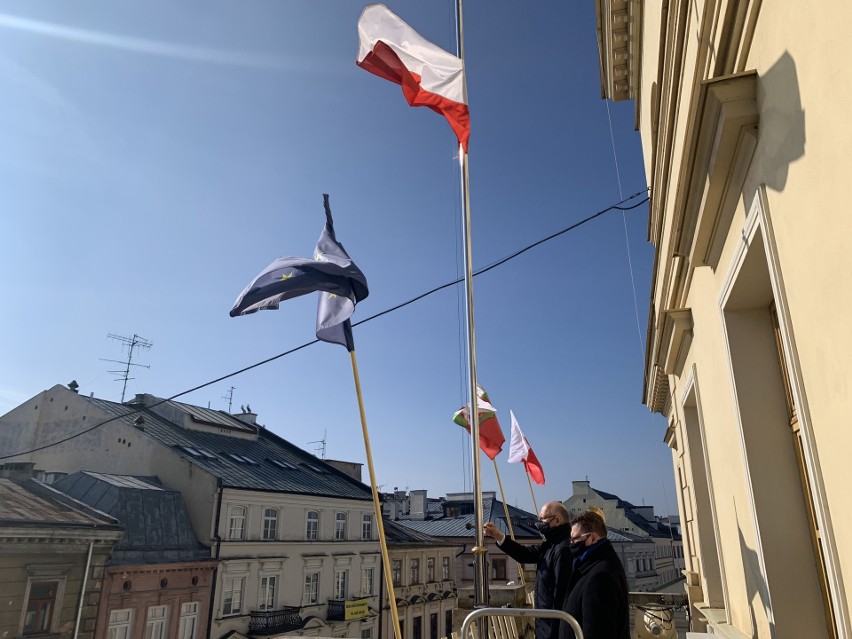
(307, 429, 327, 460)
(222, 386, 236, 412)
(101, 333, 152, 402)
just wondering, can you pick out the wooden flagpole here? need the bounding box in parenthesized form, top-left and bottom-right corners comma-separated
(349, 350, 403, 639)
(525, 468, 540, 516)
(492, 458, 525, 585)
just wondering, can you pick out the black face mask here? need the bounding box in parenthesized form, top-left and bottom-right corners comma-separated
(569, 540, 587, 556)
(535, 521, 551, 534)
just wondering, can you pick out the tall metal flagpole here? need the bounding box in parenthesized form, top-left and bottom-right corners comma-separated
(455, 0, 489, 611)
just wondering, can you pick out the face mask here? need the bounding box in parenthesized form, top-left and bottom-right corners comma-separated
(569, 540, 587, 555)
(535, 521, 551, 534)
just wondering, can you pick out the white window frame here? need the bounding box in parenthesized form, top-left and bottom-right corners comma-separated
(304, 571, 320, 605)
(108, 608, 134, 639)
(228, 506, 246, 540)
(145, 604, 169, 639)
(259, 575, 278, 611)
(306, 511, 319, 540)
(334, 569, 348, 599)
(410, 558, 420, 584)
(442, 556, 450, 580)
(361, 567, 374, 596)
(21, 578, 64, 636)
(335, 512, 347, 541)
(262, 508, 279, 541)
(427, 557, 435, 582)
(361, 514, 372, 540)
(223, 576, 245, 616)
(392, 559, 402, 586)
(178, 602, 198, 639)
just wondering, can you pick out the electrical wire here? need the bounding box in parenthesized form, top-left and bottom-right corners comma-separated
(0, 189, 649, 461)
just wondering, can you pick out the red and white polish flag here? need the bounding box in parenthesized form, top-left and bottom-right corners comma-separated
(508, 410, 546, 486)
(357, 3, 471, 152)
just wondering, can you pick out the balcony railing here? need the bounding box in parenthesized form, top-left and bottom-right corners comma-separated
(327, 599, 345, 621)
(249, 606, 303, 636)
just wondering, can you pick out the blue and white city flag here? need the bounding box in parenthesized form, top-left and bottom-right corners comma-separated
(230, 194, 368, 351)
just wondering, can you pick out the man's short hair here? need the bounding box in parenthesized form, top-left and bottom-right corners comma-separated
(571, 511, 607, 537)
(548, 502, 570, 522)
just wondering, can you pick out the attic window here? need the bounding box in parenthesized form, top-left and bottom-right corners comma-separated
(181, 446, 202, 457)
(195, 448, 218, 459)
(301, 462, 328, 474)
(227, 453, 258, 465)
(268, 459, 296, 470)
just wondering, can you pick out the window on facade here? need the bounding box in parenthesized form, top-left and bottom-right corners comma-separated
(426, 557, 435, 582)
(413, 615, 422, 639)
(107, 608, 133, 639)
(306, 511, 319, 540)
(178, 603, 198, 639)
(260, 576, 277, 611)
(223, 577, 244, 615)
(334, 570, 348, 599)
(392, 560, 402, 586)
(442, 557, 450, 580)
(304, 572, 320, 605)
(492, 558, 507, 581)
(144, 605, 169, 639)
(362, 514, 372, 540)
(335, 512, 347, 541)
(228, 506, 246, 540)
(23, 581, 60, 635)
(361, 568, 374, 596)
(410, 559, 420, 584)
(262, 508, 278, 540)
(361, 629, 372, 639)
(446, 610, 453, 637)
(430, 613, 439, 639)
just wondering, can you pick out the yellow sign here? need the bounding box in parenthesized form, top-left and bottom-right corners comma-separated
(345, 598, 370, 620)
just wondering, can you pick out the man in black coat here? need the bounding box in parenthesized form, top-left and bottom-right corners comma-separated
(559, 511, 629, 639)
(484, 501, 573, 639)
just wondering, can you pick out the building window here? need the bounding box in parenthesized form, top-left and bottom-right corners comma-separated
(145, 605, 169, 639)
(223, 577, 244, 615)
(442, 557, 450, 580)
(335, 512, 347, 540)
(392, 560, 402, 586)
(228, 506, 246, 540)
(430, 612, 439, 639)
(413, 615, 422, 639)
(492, 557, 506, 581)
(178, 603, 198, 639)
(306, 511, 319, 540)
(361, 568, 374, 596)
(262, 508, 278, 540)
(23, 581, 60, 635)
(304, 572, 320, 605)
(260, 576, 277, 611)
(410, 559, 420, 584)
(362, 514, 373, 540)
(107, 608, 133, 639)
(334, 570, 348, 599)
(446, 610, 453, 637)
(361, 629, 373, 639)
(427, 557, 435, 582)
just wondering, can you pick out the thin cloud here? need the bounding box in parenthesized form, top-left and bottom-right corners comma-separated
(0, 12, 299, 71)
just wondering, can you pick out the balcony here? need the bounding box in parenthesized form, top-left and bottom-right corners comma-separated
(249, 606, 303, 636)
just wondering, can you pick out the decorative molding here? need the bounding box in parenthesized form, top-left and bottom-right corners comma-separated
(677, 71, 759, 269)
(595, 0, 642, 125)
(647, 365, 670, 415)
(661, 309, 694, 376)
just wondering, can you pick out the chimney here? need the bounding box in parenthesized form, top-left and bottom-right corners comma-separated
(572, 480, 591, 496)
(410, 489, 428, 520)
(0, 462, 37, 481)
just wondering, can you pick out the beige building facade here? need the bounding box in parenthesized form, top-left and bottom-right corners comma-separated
(596, 0, 852, 637)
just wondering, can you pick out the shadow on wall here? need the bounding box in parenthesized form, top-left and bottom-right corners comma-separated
(737, 516, 775, 639)
(756, 51, 806, 193)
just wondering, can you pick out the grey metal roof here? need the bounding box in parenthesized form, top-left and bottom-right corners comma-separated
(383, 518, 458, 547)
(393, 497, 541, 540)
(84, 396, 373, 501)
(54, 471, 210, 564)
(0, 478, 120, 529)
(593, 487, 681, 540)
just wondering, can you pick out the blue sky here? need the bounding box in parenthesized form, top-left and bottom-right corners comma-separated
(0, 1, 675, 516)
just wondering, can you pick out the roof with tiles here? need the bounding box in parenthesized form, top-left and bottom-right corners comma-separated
(54, 471, 211, 564)
(383, 518, 459, 547)
(83, 395, 373, 501)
